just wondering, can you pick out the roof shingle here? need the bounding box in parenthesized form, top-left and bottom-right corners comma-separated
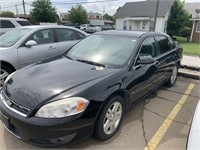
(114, 0, 174, 18)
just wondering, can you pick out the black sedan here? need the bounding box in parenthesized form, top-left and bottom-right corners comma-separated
(0, 30, 182, 146)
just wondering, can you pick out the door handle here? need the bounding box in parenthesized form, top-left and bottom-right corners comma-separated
(48, 46, 56, 50)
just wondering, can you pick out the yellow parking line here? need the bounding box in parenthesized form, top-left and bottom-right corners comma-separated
(144, 83, 195, 150)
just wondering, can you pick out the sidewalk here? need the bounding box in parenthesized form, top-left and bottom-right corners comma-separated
(181, 55, 200, 69)
(178, 55, 200, 80)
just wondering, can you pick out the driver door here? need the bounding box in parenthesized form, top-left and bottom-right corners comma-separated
(127, 36, 161, 102)
(18, 28, 58, 68)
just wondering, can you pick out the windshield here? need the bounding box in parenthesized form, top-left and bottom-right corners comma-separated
(66, 34, 137, 67)
(0, 28, 32, 47)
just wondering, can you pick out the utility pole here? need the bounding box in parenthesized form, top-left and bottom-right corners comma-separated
(103, 6, 105, 19)
(22, 0, 26, 19)
(0, 5, 1, 17)
(153, 0, 159, 31)
(15, 5, 19, 17)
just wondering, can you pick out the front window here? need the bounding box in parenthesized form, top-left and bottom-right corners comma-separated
(66, 34, 137, 67)
(0, 28, 32, 47)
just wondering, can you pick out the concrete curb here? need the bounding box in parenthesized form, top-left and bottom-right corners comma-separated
(180, 65, 200, 72)
(178, 68, 200, 80)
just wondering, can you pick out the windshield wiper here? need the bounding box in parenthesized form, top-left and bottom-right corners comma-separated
(76, 59, 107, 67)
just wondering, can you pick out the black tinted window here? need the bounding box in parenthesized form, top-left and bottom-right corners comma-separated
(168, 38, 176, 49)
(0, 20, 15, 28)
(17, 21, 31, 26)
(76, 31, 86, 39)
(155, 36, 171, 54)
(140, 37, 157, 57)
(56, 28, 78, 42)
(28, 29, 54, 44)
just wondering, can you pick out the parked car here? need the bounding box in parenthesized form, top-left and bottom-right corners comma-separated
(80, 24, 90, 31)
(0, 25, 88, 87)
(0, 17, 31, 35)
(0, 30, 182, 146)
(86, 26, 102, 34)
(187, 100, 200, 150)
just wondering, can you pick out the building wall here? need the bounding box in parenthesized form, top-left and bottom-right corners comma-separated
(115, 17, 167, 32)
(155, 17, 165, 33)
(89, 19, 104, 26)
(116, 18, 125, 29)
(191, 21, 200, 43)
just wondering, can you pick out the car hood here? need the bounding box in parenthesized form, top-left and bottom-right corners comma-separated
(4, 57, 120, 109)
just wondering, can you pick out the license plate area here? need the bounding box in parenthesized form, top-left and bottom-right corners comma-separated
(1, 111, 11, 129)
(0, 111, 21, 138)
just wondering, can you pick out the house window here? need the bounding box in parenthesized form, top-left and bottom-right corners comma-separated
(123, 21, 127, 30)
(196, 22, 200, 32)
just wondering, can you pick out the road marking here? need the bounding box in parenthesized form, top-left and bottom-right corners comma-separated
(144, 83, 195, 150)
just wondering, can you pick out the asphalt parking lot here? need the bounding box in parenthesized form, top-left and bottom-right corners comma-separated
(0, 76, 199, 150)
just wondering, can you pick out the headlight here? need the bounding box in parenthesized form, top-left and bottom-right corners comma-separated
(4, 72, 15, 83)
(35, 97, 89, 118)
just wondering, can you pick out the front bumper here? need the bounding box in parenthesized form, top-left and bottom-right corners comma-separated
(0, 99, 96, 146)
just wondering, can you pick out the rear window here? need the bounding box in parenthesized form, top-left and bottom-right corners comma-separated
(17, 21, 31, 26)
(0, 20, 15, 28)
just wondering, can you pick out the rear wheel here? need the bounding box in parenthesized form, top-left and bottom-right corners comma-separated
(94, 95, 125, 140)
(0, 65, 13, 87)
(165, 65, 178, 87)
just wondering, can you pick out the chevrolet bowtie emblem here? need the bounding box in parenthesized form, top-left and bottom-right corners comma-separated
(6, 100, 12, 106)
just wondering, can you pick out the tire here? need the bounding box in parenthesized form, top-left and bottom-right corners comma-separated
(0, 65, 13, 87)
(165, 64, 178, 87)
(94, 95, 125, 141)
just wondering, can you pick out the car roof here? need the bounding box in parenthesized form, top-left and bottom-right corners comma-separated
(94, 30, 167, 38)
(0, 17, 28, 21)
(18, 25, 81, 30)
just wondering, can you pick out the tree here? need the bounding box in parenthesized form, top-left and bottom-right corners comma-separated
(0, 11, 14, 18)
(30, 0, 57, 23)
(103, 13, 115, 21)
(68, 5, 87, 24)
(167, 0, 192, 36)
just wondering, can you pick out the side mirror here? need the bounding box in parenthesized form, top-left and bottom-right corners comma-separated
(25, 40, 37, 47)
(172, 36, 177, 41)
(137, 55, 155, 64)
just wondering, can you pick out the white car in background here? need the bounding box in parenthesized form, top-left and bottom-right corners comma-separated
(0, 25, 88, 87)
(80, 24, 90, 31)
(0, 17, 31, 35)
(187, 100, 200, 150)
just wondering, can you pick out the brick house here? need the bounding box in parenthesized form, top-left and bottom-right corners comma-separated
(190, 18, 200, 42)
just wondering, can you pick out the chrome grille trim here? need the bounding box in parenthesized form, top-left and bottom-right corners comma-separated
(0, 91, 29, 117)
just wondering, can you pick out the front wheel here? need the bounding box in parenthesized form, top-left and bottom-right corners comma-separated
(94, 95, 125, 141)
(0, 65, 13, 87)
(165, 65, 178, 87)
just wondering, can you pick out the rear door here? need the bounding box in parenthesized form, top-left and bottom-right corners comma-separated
(154, 36, 177, 81)
(55, 28, 79, 54)
(18, 28, 58, 67)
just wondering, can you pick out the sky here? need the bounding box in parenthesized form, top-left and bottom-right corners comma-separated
(0, 0, 199, 16)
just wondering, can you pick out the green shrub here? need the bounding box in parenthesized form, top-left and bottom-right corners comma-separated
(179, 27, 191, 37)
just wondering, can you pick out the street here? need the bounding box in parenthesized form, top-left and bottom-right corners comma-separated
(0, 76, 199, 149)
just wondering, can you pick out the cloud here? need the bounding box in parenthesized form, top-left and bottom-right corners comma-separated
(0, 0, 199, 16)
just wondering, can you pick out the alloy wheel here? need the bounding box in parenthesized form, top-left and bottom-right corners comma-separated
(170, 66, 178, 84)
(103, 102, 122, 135)
(0, 68, 9, 87)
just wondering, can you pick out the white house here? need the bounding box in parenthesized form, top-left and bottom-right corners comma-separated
(114, 0, 174, 33)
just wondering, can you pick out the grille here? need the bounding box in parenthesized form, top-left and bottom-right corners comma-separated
(1, 91, 30, 116)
